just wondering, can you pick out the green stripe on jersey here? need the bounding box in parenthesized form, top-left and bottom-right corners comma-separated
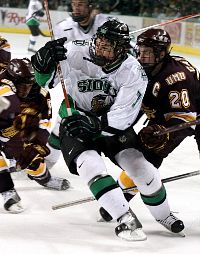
(26, 17, 40, 26)
(90, 175, 118, 200)
(141, 185, 166, 206)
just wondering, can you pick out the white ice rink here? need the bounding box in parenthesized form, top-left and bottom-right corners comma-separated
(0, 32, 200, 254)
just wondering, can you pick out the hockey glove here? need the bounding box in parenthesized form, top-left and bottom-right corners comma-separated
(31, 37, 67, 73)
(17, 143, 50, 169)
(13, 107, 40, 132)
(60, 114, 101, 141)
(35, 10, 45, 17)
(139, 124, 170, 157)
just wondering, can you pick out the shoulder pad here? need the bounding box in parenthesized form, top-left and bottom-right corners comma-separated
(40, 87, 49, 97)
(56, 17, 69, 26)
(0, 79, 16, 93)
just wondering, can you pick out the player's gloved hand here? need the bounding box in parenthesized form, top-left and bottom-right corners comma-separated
(138, 124, 170, 156)
(13, 107, 40, 131)
(35, 10, 45, 17)
(31, 37, 67, 73)
(60, 114, 101, 141)
(17, 143, 50, 169)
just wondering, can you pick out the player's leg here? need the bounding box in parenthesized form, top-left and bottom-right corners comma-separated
(26, 162, 70, 190)
(60, 132, 147, 241)
(115, 148, 184, 234)
(0, 154, 24, 213)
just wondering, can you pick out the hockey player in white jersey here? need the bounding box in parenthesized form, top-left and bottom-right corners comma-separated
(45, 0, 112, 171)
(54, 0, 110, 40)
(31, 19, 184, 240)
(26, 0, 45, 53)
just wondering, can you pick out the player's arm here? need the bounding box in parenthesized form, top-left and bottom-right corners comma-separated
(139, 77, 196, 157)
(60, 61, 148, 140)
(31, 38, 68, 88)
(30, 87, 52, 146)
(100, 63, 148, 135)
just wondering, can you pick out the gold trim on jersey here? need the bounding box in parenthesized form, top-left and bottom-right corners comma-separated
(119, 171, 139, 193)
(142, 104, 156, 119)
(1, 126, 18, 138)
(0, 155, 8, 171)
(39, 119, 52, 131)
(164, 112, 196, 123)
(26, 162, 46, 177)
(0, 79, 16, 93)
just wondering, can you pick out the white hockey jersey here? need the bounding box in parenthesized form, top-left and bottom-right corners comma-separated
(26, 0, 43, 21)
(54, 14, 110, 41)
(44, 41, 148, 133)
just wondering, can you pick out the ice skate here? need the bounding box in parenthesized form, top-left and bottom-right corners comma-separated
(98, 207, 113, 222)
(41, 176, 71, 190)
(115, 209, 147, 241)
(1, 188, 25, 213)
(156, 212, 185, 236)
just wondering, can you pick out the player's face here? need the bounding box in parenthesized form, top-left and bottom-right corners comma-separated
(95, 38, 115, 62)
(15, 83, 33, 98)
(137, 46, 156, 66)
(71, 0, 90, 17)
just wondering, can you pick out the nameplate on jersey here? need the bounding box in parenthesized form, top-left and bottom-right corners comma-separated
(72, 40, 89, 46)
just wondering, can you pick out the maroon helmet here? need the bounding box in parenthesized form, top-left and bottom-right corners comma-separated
(135, 29, 171, 75)
(0, 36, 11, 73)
(7, 58, 35, 84)
(137, 28, 171, 53)
(6, 58, 35, 98)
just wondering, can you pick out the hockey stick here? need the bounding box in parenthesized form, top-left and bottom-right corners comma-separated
(154, 118, 200, 136)
(39, 28, 50, 37)
(129, 13, 200, 37)
(43, 0, 72, 115)
(52, 170, 200, 210)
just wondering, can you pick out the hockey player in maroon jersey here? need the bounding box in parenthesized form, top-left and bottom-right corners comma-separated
(100, 28, 200, 225)
(0, 58, 70, 213)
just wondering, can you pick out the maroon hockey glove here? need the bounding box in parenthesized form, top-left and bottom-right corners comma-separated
(17, 143, 50, 169)
(13, 107, 40, 132)
(139, 124, 170, 157)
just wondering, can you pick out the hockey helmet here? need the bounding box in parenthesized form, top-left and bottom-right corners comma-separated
(0, 36, 11, 73)
(89, 19, 130, 67)
(7, 58, 35, 98)
(137, 28, 171, 53)
(135, 28, 171, 74)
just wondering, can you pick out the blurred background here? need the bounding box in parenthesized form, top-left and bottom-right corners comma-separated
(0, 1, 200, 55)
(0, 0, 199, 17)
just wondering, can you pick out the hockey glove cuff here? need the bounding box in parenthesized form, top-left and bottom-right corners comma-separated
(18, 143, 50, 169)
